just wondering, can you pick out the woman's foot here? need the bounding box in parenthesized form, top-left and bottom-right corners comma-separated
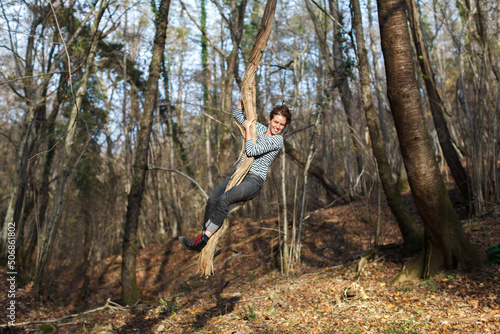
(179, 234, 207, 252)
(179, 234, 222, 257)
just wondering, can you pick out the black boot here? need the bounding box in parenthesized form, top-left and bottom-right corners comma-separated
(179, 234, 222, 257)
(179, 234, 207, 252)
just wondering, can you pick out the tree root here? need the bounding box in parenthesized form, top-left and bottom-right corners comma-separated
(391, 251, 425, 285)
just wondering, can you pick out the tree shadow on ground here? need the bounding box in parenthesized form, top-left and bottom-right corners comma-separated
(51, 260, 93, 311)
(300, 219, 357, 268)
(188, 282, 240, 333)
(115, 304, 178, 334)
(153, 237, 178, 288)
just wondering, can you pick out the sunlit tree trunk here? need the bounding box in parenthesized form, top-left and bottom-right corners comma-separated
(351, 0, 423, 255)
(198, 0, 277, 276)
(376, 0, 482, 277)
(121, 0, 171, 305)
(406, 0, 471, 207)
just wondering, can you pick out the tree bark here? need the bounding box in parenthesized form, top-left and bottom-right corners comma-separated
(405, 0, 471, 207)
(376, 0, 482, 277)
(198, 0, 277, 276)
(351, 0, 423, 255)
(121, 0, 171, 305)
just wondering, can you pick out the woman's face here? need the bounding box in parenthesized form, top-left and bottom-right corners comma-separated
(268, 114, 287, 135)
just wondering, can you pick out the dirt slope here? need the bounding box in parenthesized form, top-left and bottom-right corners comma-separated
(2, 197, 499, 333)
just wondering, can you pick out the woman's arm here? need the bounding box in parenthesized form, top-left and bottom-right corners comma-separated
(245, 135, 283, 157)
(242, 118, 256, 142)
(233, 103, 246, 125)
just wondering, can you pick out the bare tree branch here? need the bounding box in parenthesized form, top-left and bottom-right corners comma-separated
(0, 299, 126, 328)
(149, 166, 209, 200)
(178, 0, 227, 58)
(209, 0, 230, 26)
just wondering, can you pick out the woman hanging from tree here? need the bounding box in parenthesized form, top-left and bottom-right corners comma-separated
(179, 98, 292, 254)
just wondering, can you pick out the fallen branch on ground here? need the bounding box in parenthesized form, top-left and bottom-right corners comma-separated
(0, 298, 126, 328)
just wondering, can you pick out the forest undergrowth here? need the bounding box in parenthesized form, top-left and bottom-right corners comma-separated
(1, 191, 500, 333)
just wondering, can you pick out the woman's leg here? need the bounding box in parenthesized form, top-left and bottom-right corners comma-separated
(179, 174, 263, 253)
(205, 174, 264, 234)
(203, 175, 232, 226)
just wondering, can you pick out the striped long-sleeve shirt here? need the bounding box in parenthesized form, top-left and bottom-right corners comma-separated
(233, 106, 283, 181)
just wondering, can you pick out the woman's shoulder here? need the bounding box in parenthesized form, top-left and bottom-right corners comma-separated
(256, 122, 267, 132)
(272, 134, 284, 143)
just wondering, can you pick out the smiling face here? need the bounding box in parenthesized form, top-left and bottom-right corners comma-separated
(268, 114, 288, 135)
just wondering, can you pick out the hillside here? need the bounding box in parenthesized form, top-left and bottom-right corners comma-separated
(2, 196, 500, 333)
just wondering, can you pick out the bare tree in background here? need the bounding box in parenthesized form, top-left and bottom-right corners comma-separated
(34, 0, 109, 296)
(121, 0, 171, 305)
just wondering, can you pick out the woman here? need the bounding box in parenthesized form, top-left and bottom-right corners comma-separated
(179, 100, 292, 253)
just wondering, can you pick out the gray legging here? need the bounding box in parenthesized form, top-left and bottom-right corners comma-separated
(203, 173, 264, 234)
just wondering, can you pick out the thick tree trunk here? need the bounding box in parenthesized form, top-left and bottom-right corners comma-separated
(351, 0, 423, 255)
(217, 0, 248, 173)
(406, 0, 471, 207)
(201, 0, 214, 190)
(376, 0, 482, 277)
(121, 0, 171, 305)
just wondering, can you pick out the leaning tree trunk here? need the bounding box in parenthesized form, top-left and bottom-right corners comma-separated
(405, 0, 471, 207)
(197, 0, 278, 277)
(351, 0, 423, 255)
(120, 0, 171, 305)
(376, 0, 482, 278)
(34, 0, 108, 297)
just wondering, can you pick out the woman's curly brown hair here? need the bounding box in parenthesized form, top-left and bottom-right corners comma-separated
(270, 104, 292, 124)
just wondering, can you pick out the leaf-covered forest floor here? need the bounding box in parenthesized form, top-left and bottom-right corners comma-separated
(2, 190, 500, 333)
